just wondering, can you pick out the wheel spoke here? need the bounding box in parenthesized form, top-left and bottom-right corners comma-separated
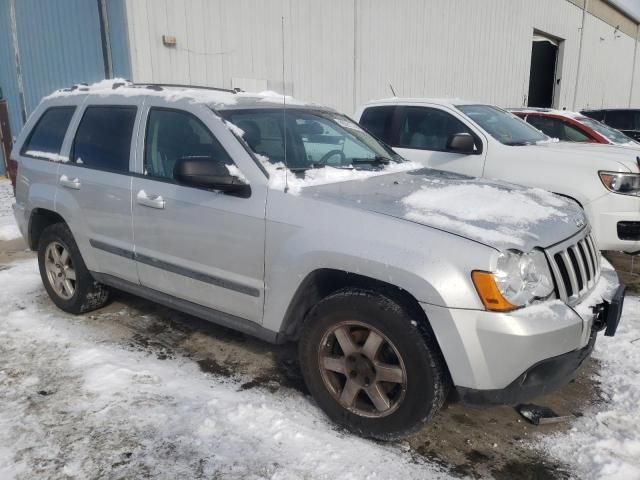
(340, 379, 361, 408)
(375, 362, 404, 384)
(59, 248, 69, 265)
(361, 330, 384, 360)
(322, 356, 346, 374)
(65, 268, 76, 280)
(366, 383, 391, 412)
(51, 246, 62, 264)
(333, 326, 357, 356)
(63, 279, 75, 296)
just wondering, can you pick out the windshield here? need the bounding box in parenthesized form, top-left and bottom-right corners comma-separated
(219, 108, 403, 170)
(457, 105, 549, 145)
(577, 117, 638, 145)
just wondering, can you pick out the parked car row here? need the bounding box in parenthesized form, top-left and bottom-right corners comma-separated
(9, 81, 628, 439)
(355, 99, 640, 254)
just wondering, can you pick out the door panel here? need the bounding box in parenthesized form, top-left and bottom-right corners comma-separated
(57, 101, 140, 284)
(132, 104, 266, 323)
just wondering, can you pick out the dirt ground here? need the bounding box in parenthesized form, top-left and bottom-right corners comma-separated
(1, 234, 637, 479)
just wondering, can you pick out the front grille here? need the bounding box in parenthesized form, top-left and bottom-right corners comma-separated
(546, 231, 600, 305)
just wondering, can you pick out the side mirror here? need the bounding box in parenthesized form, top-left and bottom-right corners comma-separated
(446, 133, 476, 154)
(174, 156, 249, 195)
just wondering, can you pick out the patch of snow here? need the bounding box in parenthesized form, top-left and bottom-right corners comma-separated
(45, 79, 312, 110)
(257, 154, 422, 195)
(224, 120, 245, 137)
(539, 294, 640, 479)
(225, 164, 248, 183)
(0, 180, 20, 241)
(401, 183, 570, 247)
(0, 259, 449, 479)
(24, 150, 68, 162)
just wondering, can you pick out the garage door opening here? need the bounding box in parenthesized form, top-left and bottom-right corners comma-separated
(527, 33, 559, 108)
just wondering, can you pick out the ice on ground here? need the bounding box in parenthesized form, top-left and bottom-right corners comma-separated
(0, 259, 448, 480)
(0, 180, 20, 241)
(538, 296, 640, 480)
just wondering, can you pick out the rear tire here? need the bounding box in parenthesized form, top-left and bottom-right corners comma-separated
(37, 223, 110, 314)
(298, 288, 448, 440)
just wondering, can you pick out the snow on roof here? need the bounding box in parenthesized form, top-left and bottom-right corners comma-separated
(45, 78, 313, 109)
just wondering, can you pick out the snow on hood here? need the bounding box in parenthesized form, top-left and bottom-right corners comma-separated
(303, 168, 586, 251)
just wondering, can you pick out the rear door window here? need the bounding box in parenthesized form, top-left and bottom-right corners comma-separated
(359, 106, 396, 144)
(21, 106, 76, 160)
(72, 106, 137, 172)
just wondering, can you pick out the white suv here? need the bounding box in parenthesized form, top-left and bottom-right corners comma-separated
(355, 99, 640, 253)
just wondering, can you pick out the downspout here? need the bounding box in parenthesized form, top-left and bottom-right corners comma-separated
(97, 0, 113, 79)
(572, 0, 588, 111)
(8, 0, 26, 124)
(352, 0, 359, 114)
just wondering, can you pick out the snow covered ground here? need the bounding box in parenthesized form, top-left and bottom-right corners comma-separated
(0, 180, 20, 241)
(538, 295, 640, 480)
(0, 259, 449, 480)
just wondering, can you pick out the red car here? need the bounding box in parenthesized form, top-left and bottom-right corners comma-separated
(509, 108, 639, 147)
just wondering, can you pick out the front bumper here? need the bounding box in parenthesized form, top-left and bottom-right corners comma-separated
(586, 192, 640, 252)
(421, 260, 623, 405)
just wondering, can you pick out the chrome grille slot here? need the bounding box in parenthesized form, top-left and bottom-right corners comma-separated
(546, 231, 601, 306)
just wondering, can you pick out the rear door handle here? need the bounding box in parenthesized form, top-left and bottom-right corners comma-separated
(59, 174, 81, 190)
(136, 190, 165, 209)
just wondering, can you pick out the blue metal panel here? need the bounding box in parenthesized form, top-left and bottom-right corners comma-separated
(0, 0, 23, 168)
(15, 0, 107, 116)
(106, 0, 132, 79)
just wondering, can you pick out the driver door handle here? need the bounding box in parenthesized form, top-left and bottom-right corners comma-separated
(59, 174, 81, 190)
(136, 190, 165, 209)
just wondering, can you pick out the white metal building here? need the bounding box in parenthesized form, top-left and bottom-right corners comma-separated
(121, 0, 640, 115)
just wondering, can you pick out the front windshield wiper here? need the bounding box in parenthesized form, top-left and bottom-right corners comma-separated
(503, 140, 535, 146)
(351, 156, 392, 165)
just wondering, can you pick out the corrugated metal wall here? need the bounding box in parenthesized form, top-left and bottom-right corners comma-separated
(0, 0, 131, 174)
(124, 0, 639, 115)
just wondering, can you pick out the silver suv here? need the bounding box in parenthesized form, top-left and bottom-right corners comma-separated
(11, 82, 625, 439)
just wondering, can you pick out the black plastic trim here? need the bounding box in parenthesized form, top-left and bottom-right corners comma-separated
(89, 239, 260, 297)
(91, 272, 279, 344)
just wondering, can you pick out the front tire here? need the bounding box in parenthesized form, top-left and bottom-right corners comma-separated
(298, 288, 449, 439)
(38, 223, 110, 314)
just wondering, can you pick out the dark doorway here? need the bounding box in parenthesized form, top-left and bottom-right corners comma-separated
(527, 35, 558, 108)
(0, 100, 13, 177)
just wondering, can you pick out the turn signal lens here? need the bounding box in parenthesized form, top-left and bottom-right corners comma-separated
(471, 271, 517, 312)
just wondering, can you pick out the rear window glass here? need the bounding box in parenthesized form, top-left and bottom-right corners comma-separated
(21, 106, 76, 161)
(72, 106, 137, 172)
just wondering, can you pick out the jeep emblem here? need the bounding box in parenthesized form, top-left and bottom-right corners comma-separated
(574, 216, 585, 228)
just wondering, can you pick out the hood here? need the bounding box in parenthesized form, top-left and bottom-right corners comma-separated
(302, 168, 586, 252)
(525, 142, 640, 172)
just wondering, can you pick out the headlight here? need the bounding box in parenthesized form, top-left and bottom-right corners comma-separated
(472, 250, 554, 311)
(599, 171, 640, 196)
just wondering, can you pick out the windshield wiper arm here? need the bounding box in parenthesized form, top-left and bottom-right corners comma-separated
(351, 156, 392, 165)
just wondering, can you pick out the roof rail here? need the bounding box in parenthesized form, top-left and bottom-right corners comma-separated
(133, 83, 237, 94)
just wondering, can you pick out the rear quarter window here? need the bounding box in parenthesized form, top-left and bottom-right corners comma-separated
(71, 106, 137, 173)
(21, 106, 76, 161)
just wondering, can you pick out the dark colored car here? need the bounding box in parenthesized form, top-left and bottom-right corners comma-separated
(581, 109, 640, 142)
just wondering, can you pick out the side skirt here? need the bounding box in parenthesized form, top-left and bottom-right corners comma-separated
(91, 271, 283, 344)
